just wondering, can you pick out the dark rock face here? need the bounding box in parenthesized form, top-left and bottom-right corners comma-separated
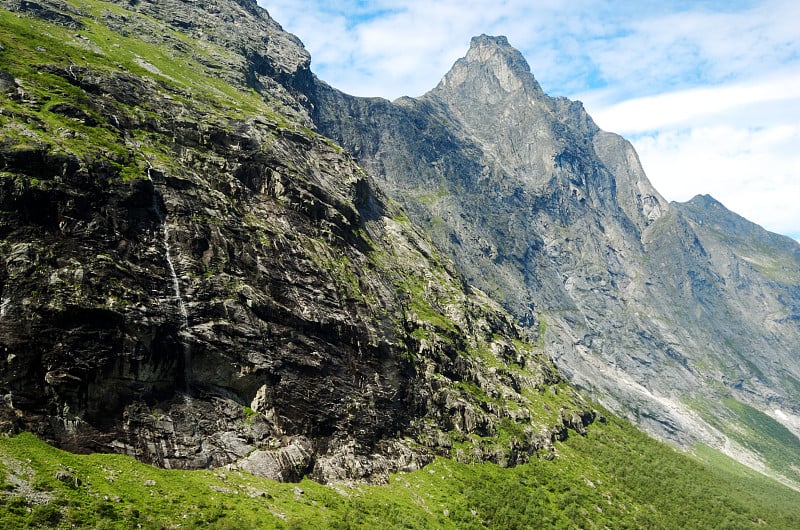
(312, 34, 800, 478)
(0, 1, 593, 483)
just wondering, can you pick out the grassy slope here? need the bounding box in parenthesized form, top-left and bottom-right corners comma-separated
(0, 2, 288, 188)
(2, 415, 800, 529)
(688, 396, 800, 485)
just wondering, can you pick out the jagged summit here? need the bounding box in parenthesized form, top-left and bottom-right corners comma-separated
(684, 193, 723, 207)
(434, 34, 545, 98)
(471, 34, 511, 47)
(680, 193, 765, 234)
(422, 34, 665, 234)
(679, 194, 800, 252)
(314, 36, 671, 323)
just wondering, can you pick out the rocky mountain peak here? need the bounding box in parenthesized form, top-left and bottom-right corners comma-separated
(685, 193, 723, 209)
(434, 34, 544, 98)
(312, 26, 800, 489)
(678, 194, 800, 254)
(4, 0, 800, 496)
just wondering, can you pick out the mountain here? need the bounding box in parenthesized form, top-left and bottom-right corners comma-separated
(0, 0, 599, 485)
(2, 0, 800, 527)
(312, 34, 800, 484)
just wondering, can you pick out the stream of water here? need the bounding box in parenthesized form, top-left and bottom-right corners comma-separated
(148, 169, 192, 389)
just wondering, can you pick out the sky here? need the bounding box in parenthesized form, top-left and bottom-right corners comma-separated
(260, 0, 800, 240)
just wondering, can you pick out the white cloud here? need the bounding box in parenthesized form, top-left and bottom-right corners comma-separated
(585, 72, 800, 132)
(264, 0, 577, 97)
(630, 124, 800, 239)
(585, 2, 800, 97)
(260, 0, 800, 239)
(583, 72, 800, 239)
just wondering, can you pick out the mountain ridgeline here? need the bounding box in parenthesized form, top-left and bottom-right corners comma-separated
(313, 34, 800, 484)
(0, 0, 799, 517)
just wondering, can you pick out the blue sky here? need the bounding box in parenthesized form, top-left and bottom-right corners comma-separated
(260, 0, 800, 240)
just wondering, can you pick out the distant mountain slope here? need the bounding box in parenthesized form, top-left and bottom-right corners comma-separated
(311, 34, 800, 485)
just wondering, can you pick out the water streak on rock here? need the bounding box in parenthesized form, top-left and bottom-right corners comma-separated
(147, 168, 191, 389)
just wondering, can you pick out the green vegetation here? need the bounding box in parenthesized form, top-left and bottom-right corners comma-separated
(720, 398, 800, 482)
(413, 185, 450, 206)
(2, 415, 800, 529)
(10, 0, 266, 115)
(692, 443, 800, 512)
(242, 406, 258, 425)
(536, 315, 547, 346)
(0, 1, 311, 187)
(688, 396, 800, 485)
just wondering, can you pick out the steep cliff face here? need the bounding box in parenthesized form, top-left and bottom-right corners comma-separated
(313, 35, 800, 483)
(0, 1, 597, 483)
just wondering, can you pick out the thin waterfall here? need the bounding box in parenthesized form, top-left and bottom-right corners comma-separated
(148, 168, 192, 390)
(161, 219, 189, 326)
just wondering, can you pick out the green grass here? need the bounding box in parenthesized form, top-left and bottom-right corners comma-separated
(721, 398, 800, 480)
(3, 414, 800, 529)
(692, 443, 800, 512)
(687, 396, 800, 486)
(560, 416, 800, 529)
(0, 1, 304, 187)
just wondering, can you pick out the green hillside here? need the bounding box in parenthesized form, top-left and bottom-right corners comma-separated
(2, 416, 800, 529)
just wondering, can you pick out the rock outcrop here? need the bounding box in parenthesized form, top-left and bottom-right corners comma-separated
(0, 1, 594, 483)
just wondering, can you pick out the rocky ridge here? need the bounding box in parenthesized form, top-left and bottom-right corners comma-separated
(0, 0, 596, 484)
(312, 35, 800, 484)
